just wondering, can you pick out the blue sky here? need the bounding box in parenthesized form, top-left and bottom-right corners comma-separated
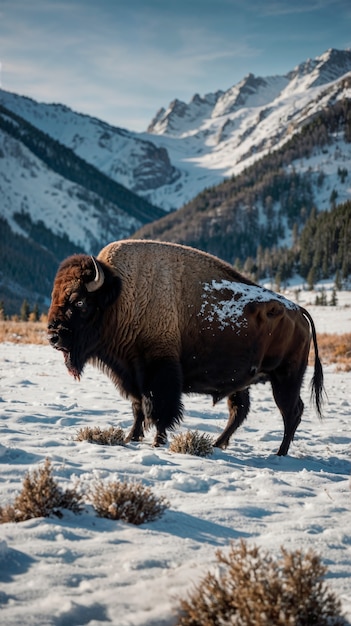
(1, 0, 350, 131)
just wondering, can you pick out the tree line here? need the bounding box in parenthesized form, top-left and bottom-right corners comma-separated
(1, 198, 349, 320)
(240, 200, 351, 289)
(0, 299, 43, 322)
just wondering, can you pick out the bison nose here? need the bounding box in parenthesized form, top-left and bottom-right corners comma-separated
(49, 333, 60, 347)
(47, 322, 62, 347)
(47, 322, 71, 350)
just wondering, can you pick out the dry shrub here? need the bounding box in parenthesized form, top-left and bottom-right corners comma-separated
(76, 425, 125, 445)
(89, 479, 169, 525)
(0, 320, 47, 344)
(176, 540, 346, 626)
(170, 430, 214, 457)
(0, 459, 82, 523)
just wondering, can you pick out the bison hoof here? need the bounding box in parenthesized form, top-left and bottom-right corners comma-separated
(213, 439, 229, 450)
(125, 431, 144, 443)
(153, 433, 168, 447)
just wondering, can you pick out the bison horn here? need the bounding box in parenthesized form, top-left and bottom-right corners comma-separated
(86, 256, 105, 292)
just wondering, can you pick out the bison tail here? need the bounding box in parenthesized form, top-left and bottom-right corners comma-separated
(310, 351, 325, 418)
(301, 307, 326, 418)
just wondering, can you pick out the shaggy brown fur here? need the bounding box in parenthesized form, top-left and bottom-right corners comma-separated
(48, 239, 324, 454)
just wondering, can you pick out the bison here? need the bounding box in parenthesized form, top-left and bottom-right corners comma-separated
(47, 239, 324, 455)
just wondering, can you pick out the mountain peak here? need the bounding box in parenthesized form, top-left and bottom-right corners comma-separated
(147, 92, 222, 135)
(147, 48, 351, 137)
(288, 48, 351, 88)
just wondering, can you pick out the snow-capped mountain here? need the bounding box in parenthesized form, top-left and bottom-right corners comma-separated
(144, 48, 351, 208)
(0, 127, 140, 252)
(287, 47, 351, 87)
(1, 48, 351, 313)
(0, 104, 165, 251)
(1, 48, 351, 214)
(0, 105, 165, 313)
(0, 90, 180, 207)
(148, 48, 351, 137)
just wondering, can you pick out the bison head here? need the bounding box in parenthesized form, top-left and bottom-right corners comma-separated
(47, 254, 121, 379)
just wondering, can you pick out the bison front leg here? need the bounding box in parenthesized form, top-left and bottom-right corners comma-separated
(214, 388, 250, 449)
(125, 398, 145, 442)
(142, 359, 184, 447)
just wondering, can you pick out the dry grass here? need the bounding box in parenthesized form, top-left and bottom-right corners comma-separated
(89, 479, 169, 525)
(76, 426, 126, 445)
(0, 459, 83, 523)
(311, 333, 351, 371)
(0, 320, 47, 344)
(175, 540, 346, 626)
(170, 430, 214, 457)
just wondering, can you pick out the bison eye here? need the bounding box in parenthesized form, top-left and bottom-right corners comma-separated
(75, 299, 86, 308)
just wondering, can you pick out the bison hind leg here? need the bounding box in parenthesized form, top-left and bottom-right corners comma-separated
(270, 368, 305, 456)
(214, 388, 250, 449)
(276, 396, 304, 456)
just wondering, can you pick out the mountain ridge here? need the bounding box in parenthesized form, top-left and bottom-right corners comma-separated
(0, 47, 351, 314)
(1, 48, 351, 212)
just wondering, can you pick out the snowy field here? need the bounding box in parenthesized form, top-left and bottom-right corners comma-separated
(0, 304, 351, 625)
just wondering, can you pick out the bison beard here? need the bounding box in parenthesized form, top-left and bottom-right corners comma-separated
(47, 240, 325, 455)
(49, 309, 101, 380)
(63, 346, 87, 381)
(63, 352, 80, 380)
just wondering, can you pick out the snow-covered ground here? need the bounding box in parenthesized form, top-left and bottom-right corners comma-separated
(0, 303, 350, 625)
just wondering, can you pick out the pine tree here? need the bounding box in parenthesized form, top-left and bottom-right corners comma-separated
(335, 270, 342, 290)
(307, 267, 315, 291)
(30, 303, 40, 322)
(20, 299, 30, 322)
(329, 289, 338, 306)
(330, 189, 338, 207)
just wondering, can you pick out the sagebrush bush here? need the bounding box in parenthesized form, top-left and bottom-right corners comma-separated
(169, 430, 213, 457)
(175, 540, 346, 626)
(0, 459, 82, 523)
(76, 425, 125, 445)
(89, 479, 169, 525)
